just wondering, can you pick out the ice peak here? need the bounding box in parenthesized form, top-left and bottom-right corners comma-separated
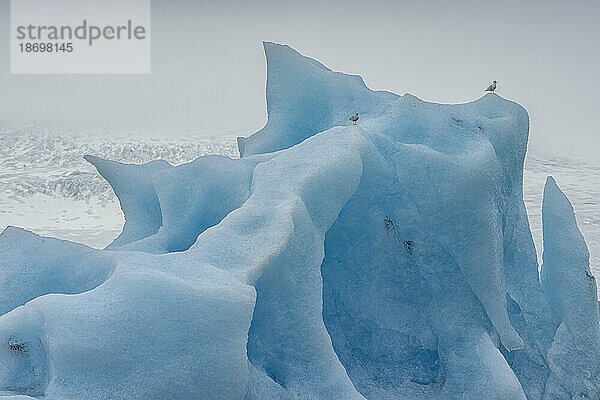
(542, 176, 582, 245)
(238, 43, 397, 156)
(541, 175, 595, 330)
(262, 41, 332, 72)
(540, 176, 600, 398)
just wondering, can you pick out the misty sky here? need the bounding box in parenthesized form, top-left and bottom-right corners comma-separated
(0, 0, 599, 159)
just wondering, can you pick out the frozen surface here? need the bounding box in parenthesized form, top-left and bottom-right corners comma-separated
(237, 42, 397, 157)
(0, 128, 238, 247)
(0, 254, 254, 399)
(0, 43, 598, 399)
(0, 227, 115, 316)
(1, 128, 597, 279)
(86, 154, 263, 253)
(523, 155, 600, 287)
(540, 177, 600, 399)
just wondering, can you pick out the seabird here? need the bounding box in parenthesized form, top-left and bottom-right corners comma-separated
(485, 80, 497, 93)
(349, 113, 359, 125)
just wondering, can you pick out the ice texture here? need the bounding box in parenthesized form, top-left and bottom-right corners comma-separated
(0, 227, 115, 316)
(0, 42, 597, 399)
(237, 42, 397, 157)
(540, 177, 600, 399)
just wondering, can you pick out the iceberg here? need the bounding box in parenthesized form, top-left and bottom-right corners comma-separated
(1, 42, 597, 399)
(540, 177, 600, 399)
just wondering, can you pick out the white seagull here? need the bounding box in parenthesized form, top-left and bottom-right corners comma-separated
(485, 80, 497, 93)
(349, 113, 359, 125)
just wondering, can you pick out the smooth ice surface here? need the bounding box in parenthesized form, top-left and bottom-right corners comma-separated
(0, 261, 254, 399)
(87, 154, 264, 253)
(1, 43, 598, 399)
(84, 155, 173, 248)
(541, 177, 599, 341)
(0, 227, 115, 316)
(540, 177, 600, 399)
(237, 42, 397, 157)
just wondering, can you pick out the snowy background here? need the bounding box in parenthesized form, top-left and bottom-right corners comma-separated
(0, 125, 598, 285)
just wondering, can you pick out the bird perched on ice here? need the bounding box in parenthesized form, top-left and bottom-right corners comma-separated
(349, 113, 359, 125)
(485, 80, 497, 93)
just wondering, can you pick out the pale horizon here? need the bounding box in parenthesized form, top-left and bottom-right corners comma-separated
(1, 0, 599, 161)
